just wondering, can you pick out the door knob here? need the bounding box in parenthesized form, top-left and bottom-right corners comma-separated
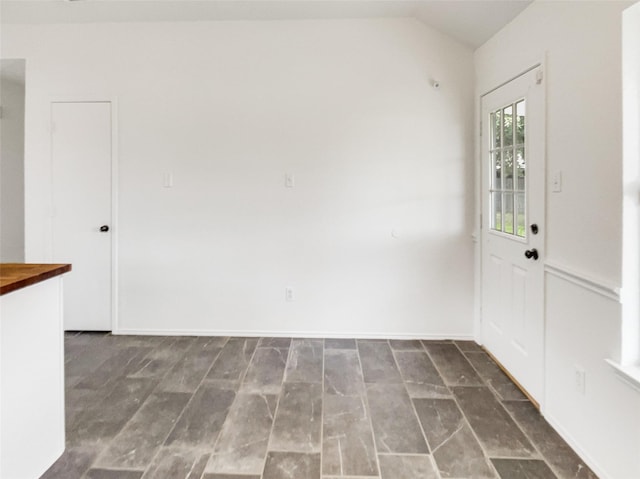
(100, 225, 109, 232)
(524, 248, 539, 260)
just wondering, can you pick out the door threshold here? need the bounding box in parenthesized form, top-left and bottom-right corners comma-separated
(483, 348, 540, 410)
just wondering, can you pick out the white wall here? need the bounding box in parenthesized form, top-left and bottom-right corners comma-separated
(1, 18, 475, 337)
(0, 60, 25, 262)
(622, 1, 640, 365)
(475, 1, 640, 478)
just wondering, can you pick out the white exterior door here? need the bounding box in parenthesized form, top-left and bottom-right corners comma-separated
(481, 68, 545, 402)
(52, 101, 113, 331)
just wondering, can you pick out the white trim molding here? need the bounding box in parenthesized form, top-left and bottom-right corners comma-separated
(109, 98, 119, 334)
(113, 329, 475, 341)
(544, 261, 621, 302)
(605, 359, 640, 393)
(544, 412, 609, 479)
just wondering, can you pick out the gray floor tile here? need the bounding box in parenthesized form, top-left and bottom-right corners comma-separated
(64, 333, 109, 362)
(413, 398, 462, 451)
(454, 340, 484, 352)
(66, 387, 102, 428)
(393, 351, 450, 398)
(74, 346, 151, 390)
(157, 346, 222, 393)
(191, 336, 230, 349)
(388, 339, 424, 351)
(464, 352, 527, 401)
(154, 337, 197, 353)
(66, 331, 106, 340)
(126, 337, 195, 379)
(503, 401, 598, 478)
(125, 338, 194, 380)
(284, 339, 323, 383)
(452, 386, 536, 458)
(324, 338, 357, 349)
(423, 342, 483, 386)
(324, 349, 365, 396)
(322, 394, 378, 477)
(207, 393, 276, 475)
(241, 347, 288, 394)
(270, 382, 322, 452)
(66, 379, 111, 415)
(65, 343, 115, 379)
(40, 446, 98, 479)
(358, 341, 403, 384)
(141, 449, 209, 479)
(200, 378, 242, 392)
(206, 338, 258, 381)
(68, 378, 159, 446)
(366, 383, 428, 454)
(378, 454, 438, 479)
(186, 453, 211, 479)
(125, 356, 176, 380)
(95, 392, 191, 469)
(259, 337, 292, 348)
(60, 334, 591, 479)
(413, 398, 495, 478)
(101, 335, 171, 349)
(164, 383, 236, 447)
(263, 452, 321, 479)
(85, 469, 144, 479)
(203, 475, 260, 479)
(492, 458, 558, 479)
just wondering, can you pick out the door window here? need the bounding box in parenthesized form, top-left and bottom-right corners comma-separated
(490, 100, 526, 237)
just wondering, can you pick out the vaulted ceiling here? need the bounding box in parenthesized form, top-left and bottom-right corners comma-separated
(0, 0, 533, 48)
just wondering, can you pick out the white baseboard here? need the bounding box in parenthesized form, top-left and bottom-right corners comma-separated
(543, 413, 609, 479)
(112, 328, 474, 341)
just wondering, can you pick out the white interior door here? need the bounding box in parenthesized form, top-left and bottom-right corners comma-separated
(52, 101, 112, 331)
(481, 68, 545, 402)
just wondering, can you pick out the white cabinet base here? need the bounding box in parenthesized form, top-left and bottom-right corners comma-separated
(1, 277, 66, 479)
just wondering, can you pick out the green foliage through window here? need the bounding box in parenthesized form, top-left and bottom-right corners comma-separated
(490, 99, 526, 238)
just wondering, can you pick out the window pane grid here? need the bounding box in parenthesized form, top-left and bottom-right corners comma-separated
(489, 144, 525, 154)
(489, 99, 526, 238)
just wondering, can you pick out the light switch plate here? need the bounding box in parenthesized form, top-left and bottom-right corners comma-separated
(163, 172, 173, 188)
(552, 171, 562, 192)
(574, 365, 586, 395)
(285, 174, 295, 188)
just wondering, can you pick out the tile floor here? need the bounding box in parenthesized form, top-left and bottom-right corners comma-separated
(41, 334, 598, 479)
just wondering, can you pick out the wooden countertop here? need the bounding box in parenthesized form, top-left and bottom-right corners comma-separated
(0, 263, 72, 296)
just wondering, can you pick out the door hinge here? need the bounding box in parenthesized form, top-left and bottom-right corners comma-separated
(536, 69, 544, 85)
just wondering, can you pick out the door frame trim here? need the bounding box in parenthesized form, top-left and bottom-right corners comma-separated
(480, 63, 542, 99)
(474, 59, 547, 409)
(49, 98, 119, 332)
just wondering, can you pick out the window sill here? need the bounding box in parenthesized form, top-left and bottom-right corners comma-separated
(605, 359, 640, 393)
